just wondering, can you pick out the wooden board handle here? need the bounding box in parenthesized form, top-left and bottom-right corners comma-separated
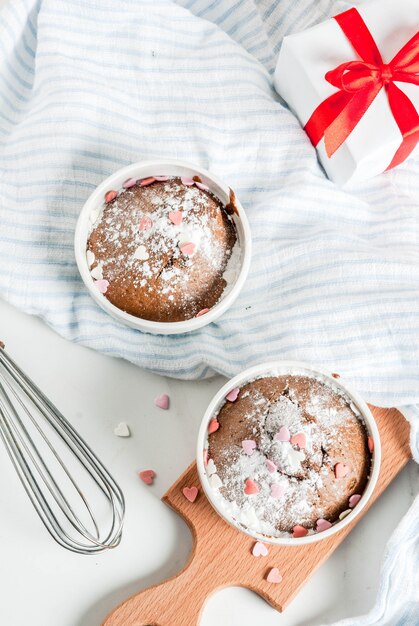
(103, 406, 411, 626)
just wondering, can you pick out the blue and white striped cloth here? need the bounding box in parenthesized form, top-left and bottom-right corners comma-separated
(0, 0, 418, 623)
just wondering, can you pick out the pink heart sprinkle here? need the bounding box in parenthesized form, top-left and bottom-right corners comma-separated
(139, 216, 153, 231)
(140, 177, 156, 186)
(316, 518, 332, 532)
(252, 541, 268, 557)
(181, 176, 195, 186)
(182, 486, 199, 503)
(270, 483, 287, 498)
(242, 439, 257, 456)
(266, 568, 282, 584)
(290, 432, 306, 450)
(349, 494, 361, 508)
(139, 469, 155, 485)
(154, 175, 170, 181)
(293, 525, 308, 538)
(104, 190, 118, 203)
(208, 418, 220, 434)
(265, 459, 277, 473)
(275, 426, 290, 442)
(196, 308, 209, 317)
(154, 394, 170, 410)
(334, 462, 350, 479)
(168, 210, 183, 225)
(368, 436, 374, 453)
(94, 279, 109, 294)
(203, 449, 209, 466)
(195, 182, 209, 191)
(123, 177, 137, 188)
(180, 242, 196, 256)
(225, 387, 240, 402)
(244, 479, 259, 495)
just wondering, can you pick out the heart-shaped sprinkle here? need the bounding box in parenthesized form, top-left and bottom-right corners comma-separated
(252, 541, 268, 557)
(139, 216, 153, 231)
(114, 422, 130, 437)
(332, 372, 340, 379)
(95, 279, 109, 294)
(244, 479, 259, 495)
(154, 175, 170, 181)
(225, 387, 240, 402)
(123, 177, 137, 188)
(290, 432, 306, 450)
(209, 473, 223, 489)
(266, 568, 282, 584)
(339, 509, 352, 520)
(168, 210, 183, 225)
(206, 458, 216, 476)
(196, 308, 209, 317)
(349, 494, 361, 508)
(287, 448, 306, 469)
(208, 418, 219, 434)
(195, 182, 209, 191)
(90, 264, 103, 280)
(242, 440, 257, 456)
(316, 518, 332, 532)
(334, 462, 350, 479)
(139, 469, 155, 485)
(133, 245, 149, 261)
(180, 242, 196, 256)
(203, 449, 209, 466)
(181, 176, 195, 186)
(86, 250, 95, 267)
(368, 436, 374, 453)
(265, 459, 277, 473)
(140, 177, 156, 186)
(275, 426, 290, 442)
(270, 482, 287, 498)
(292, 525, 308, 538)
(154, 394, 170, 410)
(182, 486, 199, 503)
(104, 190, 118, 203)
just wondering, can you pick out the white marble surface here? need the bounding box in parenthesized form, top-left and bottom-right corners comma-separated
(0, 297, 416, 626)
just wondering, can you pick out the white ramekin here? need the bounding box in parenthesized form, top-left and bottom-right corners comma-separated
(74, 159, 252, 335)
(197, 361, 381, 546)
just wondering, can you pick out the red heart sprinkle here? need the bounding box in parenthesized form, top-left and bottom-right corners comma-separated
(168, 210, 183, 225)
(104, 190, 118, 203)
(332, 372, 340, 379)
(182, 486, 199, 503)
(196, 308, 209, 317)
(140, 177, 156, 186)
(292, 525, 308, 538)
(290, 432, 306, 450)
(244, 479, 259, 495)
(225, 387, 240, 402)
(266, 567, 282, 583)
(349, 494, 361, 508)
(208, 419, 219, 434)
(334, 462, 350, 478)
(139, 469, 155, 485)
(316, 518, 332, 532)
(368, 436, 374, 453)
(180, 242, 196, 256)
(252, 541, 268, 557)
(139, 216, 153, 231)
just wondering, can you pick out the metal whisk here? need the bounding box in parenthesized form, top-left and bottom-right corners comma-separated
(0, 342, 125, 554)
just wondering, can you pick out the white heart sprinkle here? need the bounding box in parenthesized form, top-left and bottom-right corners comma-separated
(339, 509, 352, 520)
(209, 473, 223, 490)
(113, 422, 131, 438)
(133, 245, 149, 261)
(90, 264, 103, 280)
(206, 458, 217, 476)
(287, 448, 306, 469)
(89, 207, 101, 224)
(86, 250, 95, 267)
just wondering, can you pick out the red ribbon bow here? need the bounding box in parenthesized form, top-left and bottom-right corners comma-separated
(304, 8, 419, 170)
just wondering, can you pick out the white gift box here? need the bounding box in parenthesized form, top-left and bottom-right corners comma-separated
(274, 0, 419, 185)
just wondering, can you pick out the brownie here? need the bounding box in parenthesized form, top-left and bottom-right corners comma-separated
(87, 176, 239, 322)
(206, 373, 371, 537)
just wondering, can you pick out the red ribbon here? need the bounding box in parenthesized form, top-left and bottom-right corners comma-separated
(304, 8, 419, 170)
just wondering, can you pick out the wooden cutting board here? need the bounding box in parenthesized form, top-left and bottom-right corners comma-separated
(103, 406, 411, 626)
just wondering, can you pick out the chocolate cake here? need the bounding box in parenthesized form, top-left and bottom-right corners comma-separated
(205, 372, 372, 538)
(86, 176, 239, 322)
